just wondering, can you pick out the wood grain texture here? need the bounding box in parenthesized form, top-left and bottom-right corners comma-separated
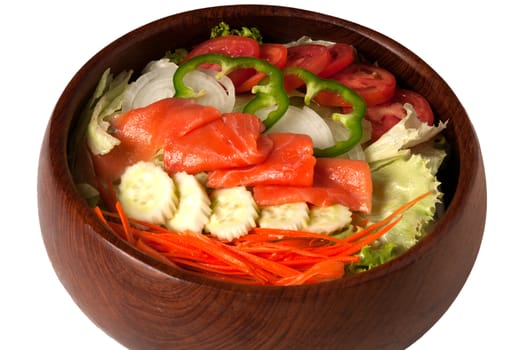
(37, 5, 486, 350)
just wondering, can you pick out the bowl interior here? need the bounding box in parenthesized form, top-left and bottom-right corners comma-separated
(61, 4, 472, 287)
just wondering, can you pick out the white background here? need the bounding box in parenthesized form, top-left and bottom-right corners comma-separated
(2, 1, 525, 348)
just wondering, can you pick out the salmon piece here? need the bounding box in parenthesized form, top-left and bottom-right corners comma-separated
(164, 112, 273, 174)
(313, 158, 372, 212)
(253, 158, 372, 213)
(92, 98, 222, 182)
(111, 97, 222, 148)
(207, 133, 316, 188)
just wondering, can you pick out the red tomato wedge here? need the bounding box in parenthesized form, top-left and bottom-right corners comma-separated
(315, 63, 396, 106)
(283, 44, 331, 91)
(164, 112, 273, 174)
(183, 35, 261, 62)
(207, 133, 316, 188)
(365, 89, 435, 141)
(253, 158, 372, 213)
(392, 89, 434, 125)
(261, 43, 288, 69)
(183, 35, 261, 85)
(231, 43, 288, 93)
(92, 98, 222, 182)
(318, 43, 356, 78)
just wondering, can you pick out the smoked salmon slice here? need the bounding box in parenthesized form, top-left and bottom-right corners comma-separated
(92, 98, 222, 182)
(206, 133, 316, 188)
(164, 112, 273, 174)
(111, 97, 222, 148)
(253, 158, 372, 213)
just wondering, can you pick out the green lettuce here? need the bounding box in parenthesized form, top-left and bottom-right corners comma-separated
(369, 154, 442, 249)
(362, 103, 447, 250)
(364, 103, 447, 165)
(347, 243, 398, 273)
(86, 68, 132, 155)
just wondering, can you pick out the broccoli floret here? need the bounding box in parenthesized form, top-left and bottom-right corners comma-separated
(164, 48, 188, 65)
(210, 21, 263, 43)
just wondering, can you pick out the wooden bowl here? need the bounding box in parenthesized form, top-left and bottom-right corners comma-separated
(38, 5, 486, 349)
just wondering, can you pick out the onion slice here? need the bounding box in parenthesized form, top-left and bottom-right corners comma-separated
(122, 58, 178, 112)
(265, 105, 335, 150)
(122, 59, 235, 114)
(183, 69, 235, 114)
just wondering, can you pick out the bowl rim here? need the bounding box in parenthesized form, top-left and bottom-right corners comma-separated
(47, 4, 485, 292)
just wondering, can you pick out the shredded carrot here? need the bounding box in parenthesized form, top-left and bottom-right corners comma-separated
(336, 215, 403, 257)
(275, 260, 346, 286)
(115, 201, 135, 244)
(135, 238, 178, 267)
(93, 206, 108, 225)
(246, 227, 344, 243)
(344, 190, 432, 243)
(92, 191, 432, 286)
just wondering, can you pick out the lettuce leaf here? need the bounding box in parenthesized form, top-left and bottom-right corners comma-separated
(86, 68, 132, 155)
(347, 243, 398, 273)
(369, 153, 442, 249)
(364, 103, 447, 164)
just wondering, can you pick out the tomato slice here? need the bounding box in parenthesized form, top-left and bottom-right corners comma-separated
(283, 44, 331, 91)
(365, 88, 435, 141)
(318, 43, 355, 78)
(232, 43, 288, 93)
(261, 43, 288, 69)
(183, 35, 261, 82)
(392, 89, 435, 125)
(315, 63, 396, 106)
(183, 35, 261, 62)
(364, 104, 405, 142)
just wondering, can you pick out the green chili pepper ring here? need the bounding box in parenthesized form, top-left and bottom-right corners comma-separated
(173, 53, 289, 129)
(283, 66, 366, 158)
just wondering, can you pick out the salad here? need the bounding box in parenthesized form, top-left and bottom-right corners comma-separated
(73, 22, 448, 286)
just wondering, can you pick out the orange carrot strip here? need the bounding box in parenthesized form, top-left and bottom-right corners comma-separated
(135, 238, 178, 267)
(115, 201, 135, 244)
(179, 234, 272, 284)
(137, 232, 211, 260)
(187, 268, 265, 285)
(275, 260, 345, 286)
(94, 206, 130, 241)
(344, 190, 432, 243)
(338, 215, 403, 257)
(137, 232, 271, 283)
(203, 236, 276, 283)
(99, 209, 174, 233)
(280, 255, 360, 268)
(236, 240, 330, 258)
(93, 206, 109, 225)
(226, 245, 300, 279)
(247, 227, 343, 244)
(97, 207, 271, 282)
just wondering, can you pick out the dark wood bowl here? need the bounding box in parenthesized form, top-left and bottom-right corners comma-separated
(38, 5, 486, 350)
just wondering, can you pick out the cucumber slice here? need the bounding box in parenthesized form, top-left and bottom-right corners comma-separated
(205, 186, 258, 241)
(303, 204, 352, 234)
(166, 172, 211, 233)
(258, 202, 310, 230)
(117, 161, 177, 224)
